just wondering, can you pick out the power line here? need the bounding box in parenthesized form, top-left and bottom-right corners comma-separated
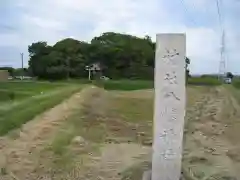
(216, 0, 223, 30)
(179, 0, 227, 78)
(179, 0, 198, 26)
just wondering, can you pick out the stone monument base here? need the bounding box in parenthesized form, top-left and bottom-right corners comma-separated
(142, 170, 151, 180)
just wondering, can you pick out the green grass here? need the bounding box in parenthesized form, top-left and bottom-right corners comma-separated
(98, 78, 222, 91)
(51, 90, 107, 154)
(187, 77, 221, 86)
(101, 80, 154, 91)
(51, 127, 76, 156)
(47, 89, 106, 171)
(0, 81, 67, 102)
(0, 90, 35, 102)
(0, 81, 64, 92)
(0, 81, 82, 135)
(0, 90, 14, 102)
(232, 78, 240, 89)
(226, 85, 240, 104)
(110, 96, 153, 123)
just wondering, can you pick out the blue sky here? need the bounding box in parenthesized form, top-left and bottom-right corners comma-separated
(0, 0, 240, 74)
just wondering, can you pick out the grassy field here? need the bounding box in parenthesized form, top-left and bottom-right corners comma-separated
(0, 81, 83, 135)
(35, 85, 209, 179)
(43, 83, 240, 180)
(98, 77, 221, 91)
(0, 78, 239, 180)
(187, 77, 221, 86)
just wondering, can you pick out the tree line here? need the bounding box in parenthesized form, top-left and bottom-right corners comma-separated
(28, 32, 192, 80)
(2, 32, 191, 80)
(0, 67, 28, 77)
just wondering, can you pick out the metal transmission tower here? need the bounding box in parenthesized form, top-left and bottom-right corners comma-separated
(216, 0, 226, 81)
(219, 31, 226, 80)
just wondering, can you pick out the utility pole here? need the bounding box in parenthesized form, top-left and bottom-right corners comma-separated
(20, 53, 24, 80)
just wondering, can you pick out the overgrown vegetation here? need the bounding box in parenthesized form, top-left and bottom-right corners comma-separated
(110, 96, 153, 123)
(48, 88, 153, 171)
(0, 82, 82, 135)
(121, 162, 151, 180)
(187, 77, 221, 86)
(232, 78, 240, 89)
(25, 32, 191, 80)
(93, 76, 225, 92)
(47, 88, 106, 170)
(99, 77, 221, 91)
(0, 81, 64, 93)
(102, 80, 153, 90)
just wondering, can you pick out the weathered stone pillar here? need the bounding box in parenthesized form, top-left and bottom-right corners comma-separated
(151, 34, 186, 180)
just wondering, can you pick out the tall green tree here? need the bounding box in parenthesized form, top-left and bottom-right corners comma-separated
(28, 32, 190, 80)
(28, 42, 52, 78)
(53, 38, 87, 78)
(90, 32, 155, 79)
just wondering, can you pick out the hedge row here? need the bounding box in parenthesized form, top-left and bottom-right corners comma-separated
(101, 80, 154, 91)
(98, 77, 221, 91)
(187, 77, 221, 86)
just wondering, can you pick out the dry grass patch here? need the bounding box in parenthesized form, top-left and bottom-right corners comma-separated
(41, 88, 154, 178)
(49, 88, 154, 157)
(18, 85, 229, 180)
(121, 161, 151, 180)
(110, 96, 153, 123)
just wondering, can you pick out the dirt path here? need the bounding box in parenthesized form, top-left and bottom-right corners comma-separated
(1, 86, 240, 180)
(0, 86, 152, 180)
(183, 86, 240, 180)
(60, 89, 153, 180)
(72, 143, 151, 180)
(0, 86, 98, 180)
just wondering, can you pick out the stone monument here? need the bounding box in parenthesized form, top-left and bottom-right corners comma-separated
(151, 33, 186, 180)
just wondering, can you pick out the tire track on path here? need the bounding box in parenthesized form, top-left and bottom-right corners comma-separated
(183, 87, 239, 180)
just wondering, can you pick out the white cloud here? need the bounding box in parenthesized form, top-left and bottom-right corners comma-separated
(184, 0, 210, 10)
(0, 33, 22, 47)
(1, 0, 240, 74)
(23, 16, 66, 30)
